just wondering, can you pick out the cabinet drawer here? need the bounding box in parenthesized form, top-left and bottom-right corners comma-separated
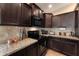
(52, 39, 64, 51)
(63, 41, 77, 56)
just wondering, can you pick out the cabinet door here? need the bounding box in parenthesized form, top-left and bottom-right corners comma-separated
(47, 37, 52, 49)
(2, 3, 20, 25)
(31, 4, 39, 17)
(75, 11, 79, 36)
(61, 12, 75, 28)
(44, 14, 52, 28)
(52, 38, 64, 52)
(63, 40, 77, 56)
(10, 43, 38, 56)
(47, 37, 64, 52)
(38, 9, 43, 19)
(25, 43, 38, 56)
(20, 4, 31, 26)
(53, 16, 61, 27)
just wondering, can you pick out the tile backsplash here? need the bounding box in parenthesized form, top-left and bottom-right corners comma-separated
(0, 26, 24, 44)
(0, 26, 75, 44)
(0, 26, 40, 44)
(39, 28, 75, 35)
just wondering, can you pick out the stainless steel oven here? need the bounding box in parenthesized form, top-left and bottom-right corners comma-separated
(38, 36, 47, 55)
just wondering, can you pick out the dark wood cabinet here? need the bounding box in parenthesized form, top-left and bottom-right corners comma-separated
(0, 3, 44, 27)
(24, 42, 38, 56)
(47, 37, 64, 52)
(1, 3, 21, 25)
(52, 38, 64, 52)
(47, 37, 52, 49)
(30, 3, 43, 18)
(10, 42, 38, 56)
(43, 13, 53, 28)
(20, 4, 31, 26)
(62, 40, 77, 56)
(75, 10, 79, 36)
(47, 36, 78, 56)
(30, 3, 44, 27)
(61, 12, 75, 29)
(0, 3, 32, 26)
(53, 11, 76, 29)
(52, 15, 61, 27)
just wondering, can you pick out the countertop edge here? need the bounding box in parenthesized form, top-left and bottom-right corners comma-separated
(40, 34, 79, 41)
(0, 38, 38, 56)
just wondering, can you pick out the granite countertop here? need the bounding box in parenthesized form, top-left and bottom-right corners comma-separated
(0, 38, 38, 56)
(41, 34, 79, 41)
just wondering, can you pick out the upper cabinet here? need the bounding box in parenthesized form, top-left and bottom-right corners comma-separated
(43, 13, 53, 28)
(52, 15, 61, 27)
(52, 11, 76, 29)
(75, 5, 79, 36)
(30, 3, 43, 18)
(30, 3, 44, 27)
(0, 3, 32, 26)
(0, 3, 21, 25)
(20, 4, 32, 26)
(61, 12, 75, 28)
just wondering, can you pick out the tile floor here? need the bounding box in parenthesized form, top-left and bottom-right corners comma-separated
(45, 49, 65, 56)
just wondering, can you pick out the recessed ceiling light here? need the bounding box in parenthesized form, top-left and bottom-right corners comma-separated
(48, 4, 52, 8)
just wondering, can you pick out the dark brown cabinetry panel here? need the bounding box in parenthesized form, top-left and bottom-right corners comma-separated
(75, 11, 79, 36)
(61, 12, 75, 29)
(0, 3, 32, 26)
(47, 37, 78, 56)
(53, 16, 61, 27)
(30, 3, 43, 18)
(62, 40, 77, 56)
(24, 42, 38, 56)
(43, 13, 53, 28)
(10, 42, 38, 56)
(1, 3, 21, 25)
(47, 37, 53, 49)
(52, 38, 64, 52)
(30, 3, 44, 27)
(31, 4, 39, 16)
(53, 11, 75, 28)
(20, 4, 31, 26)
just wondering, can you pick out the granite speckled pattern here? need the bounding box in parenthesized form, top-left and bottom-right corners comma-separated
(0, 38, 38, 56)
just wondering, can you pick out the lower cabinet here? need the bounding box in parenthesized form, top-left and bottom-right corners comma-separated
(62, 40, 77, 56)
(52, 38, 64, 52)
(24, 42, 38, 56)
(47, 37, 78, 56)
(10, 42, 38, 56)
(9, 38, 47, 56)
(47, 37, 52, 49)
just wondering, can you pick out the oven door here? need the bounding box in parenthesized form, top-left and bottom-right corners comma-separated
(38, 39, 47, 55)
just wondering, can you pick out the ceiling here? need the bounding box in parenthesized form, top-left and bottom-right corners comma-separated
(36, 3, 77, 15)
